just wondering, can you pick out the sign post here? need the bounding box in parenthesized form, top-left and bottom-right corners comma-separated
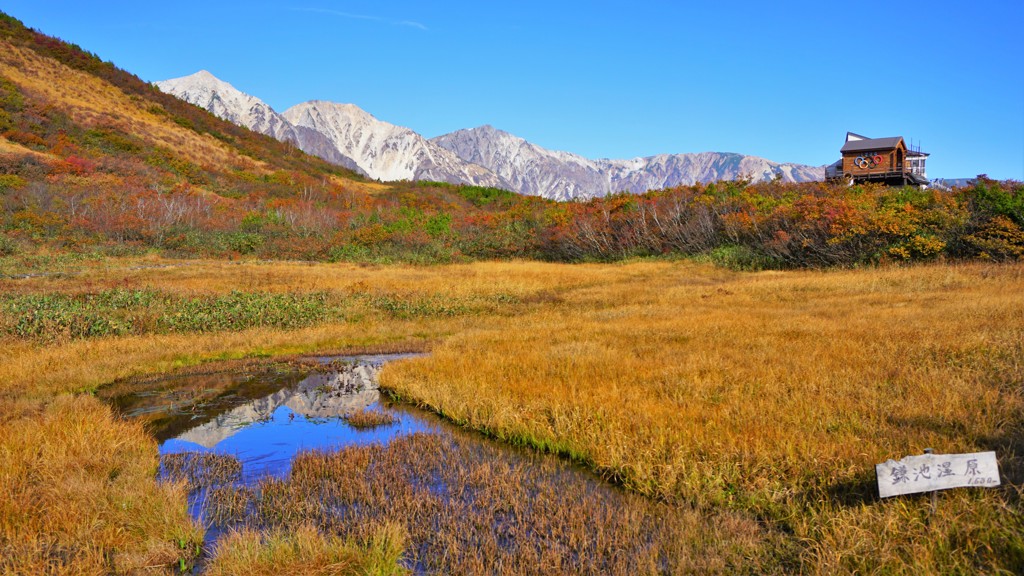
(876, 450, 1000, 500)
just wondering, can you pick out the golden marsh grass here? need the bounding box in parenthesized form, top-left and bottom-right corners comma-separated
(203, 523, 406, 576)
(194, 433, 770, 574)
(344, 408, 399, 429)
(0, 395, 203, 573)
(381, 261, 1024, 573)
(2, 257, 1022, 573)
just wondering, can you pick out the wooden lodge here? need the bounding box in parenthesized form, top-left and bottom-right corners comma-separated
(825, 132, 929, 187)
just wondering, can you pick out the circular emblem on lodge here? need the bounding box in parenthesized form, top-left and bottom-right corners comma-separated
(854, 155, 881, 169)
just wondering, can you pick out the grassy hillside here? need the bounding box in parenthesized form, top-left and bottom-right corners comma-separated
(0, 10, 559, 264)
(0, 12, 367, 183)
(2, 12, 1022, 269)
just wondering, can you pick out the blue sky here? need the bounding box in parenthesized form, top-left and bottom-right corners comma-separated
(3, 1, 1023, 179)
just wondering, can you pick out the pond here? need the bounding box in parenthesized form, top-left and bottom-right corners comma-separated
(100, 354, 736, 575)
(107, 354, 432, 481)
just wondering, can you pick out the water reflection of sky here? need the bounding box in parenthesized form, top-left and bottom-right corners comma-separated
(161, 402, 438, 481)
(124, 353, 440, 482)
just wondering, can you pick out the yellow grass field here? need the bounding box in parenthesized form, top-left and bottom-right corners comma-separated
(1, 258, 1022, 573)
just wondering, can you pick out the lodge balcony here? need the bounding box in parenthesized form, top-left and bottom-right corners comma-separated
(825, 162, 929, 186)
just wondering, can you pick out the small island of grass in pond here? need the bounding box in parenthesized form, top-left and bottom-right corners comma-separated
(344, 408, 399, 429)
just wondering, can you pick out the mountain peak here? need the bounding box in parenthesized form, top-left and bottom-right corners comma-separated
(432, 126, 824, 201)
(465, 124, 514, 138)
(292, 100, 376, 119)
(155, 70, 300, 145)
(283, 101, 506, 186)
(158, 70, 238, 95)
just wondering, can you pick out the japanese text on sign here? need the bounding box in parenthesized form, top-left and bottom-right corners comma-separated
(876, 451, 1000, 498)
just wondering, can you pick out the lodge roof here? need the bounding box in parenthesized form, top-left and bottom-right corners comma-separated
(841, 136, 904, 153)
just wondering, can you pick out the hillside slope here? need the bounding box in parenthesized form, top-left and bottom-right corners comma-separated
(0, 12, 372, 204)
(0, 11, 546, 264)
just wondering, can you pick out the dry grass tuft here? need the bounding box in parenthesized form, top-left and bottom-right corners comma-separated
(161, 452, 242, 487)
(204, 523, 406, 576)
(0, 394, 202, 573)
(344, 409, 398, 429)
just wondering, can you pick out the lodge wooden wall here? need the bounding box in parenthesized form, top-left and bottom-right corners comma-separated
(841, 140, 907, 175)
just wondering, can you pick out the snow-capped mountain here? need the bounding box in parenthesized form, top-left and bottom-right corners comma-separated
(431, 125, 824, 201)
(155, 71, 362, 173)
(156, 71, 298, 144)
(155, 71, 505, 187)
(281, 101, 506, 187)
(156, 71, 823, 200)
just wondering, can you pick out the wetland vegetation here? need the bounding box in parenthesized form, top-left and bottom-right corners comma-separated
(122, 356, 756, 574)
(2, 258, 1023, 573)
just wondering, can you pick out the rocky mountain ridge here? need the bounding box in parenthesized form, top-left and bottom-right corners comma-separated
(281, 100, 507, 188)
(431, 125, 824, 200)
(156, 71, 824, 200)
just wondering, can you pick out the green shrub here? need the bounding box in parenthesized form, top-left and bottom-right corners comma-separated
(0, 174, 26, 191)
(969, 179, 1024, 226)
(83, 127, 142, 154)
(703, 244, 778, 271)
(0, 233, 17, 256)
(158, 292, 329, 332)
(0, 289, 333, 341)
(0, 76, 24, 112)
(224, 232, 265, 254)
(457, 185, 516, 206)
(425, 213, 452, 238)
(327, 243, 377, 263)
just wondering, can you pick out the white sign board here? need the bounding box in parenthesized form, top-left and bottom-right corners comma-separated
(876, 451, 1000, 498)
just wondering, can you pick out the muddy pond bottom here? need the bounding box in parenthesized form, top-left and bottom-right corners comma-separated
(101, 354, 763, 575)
